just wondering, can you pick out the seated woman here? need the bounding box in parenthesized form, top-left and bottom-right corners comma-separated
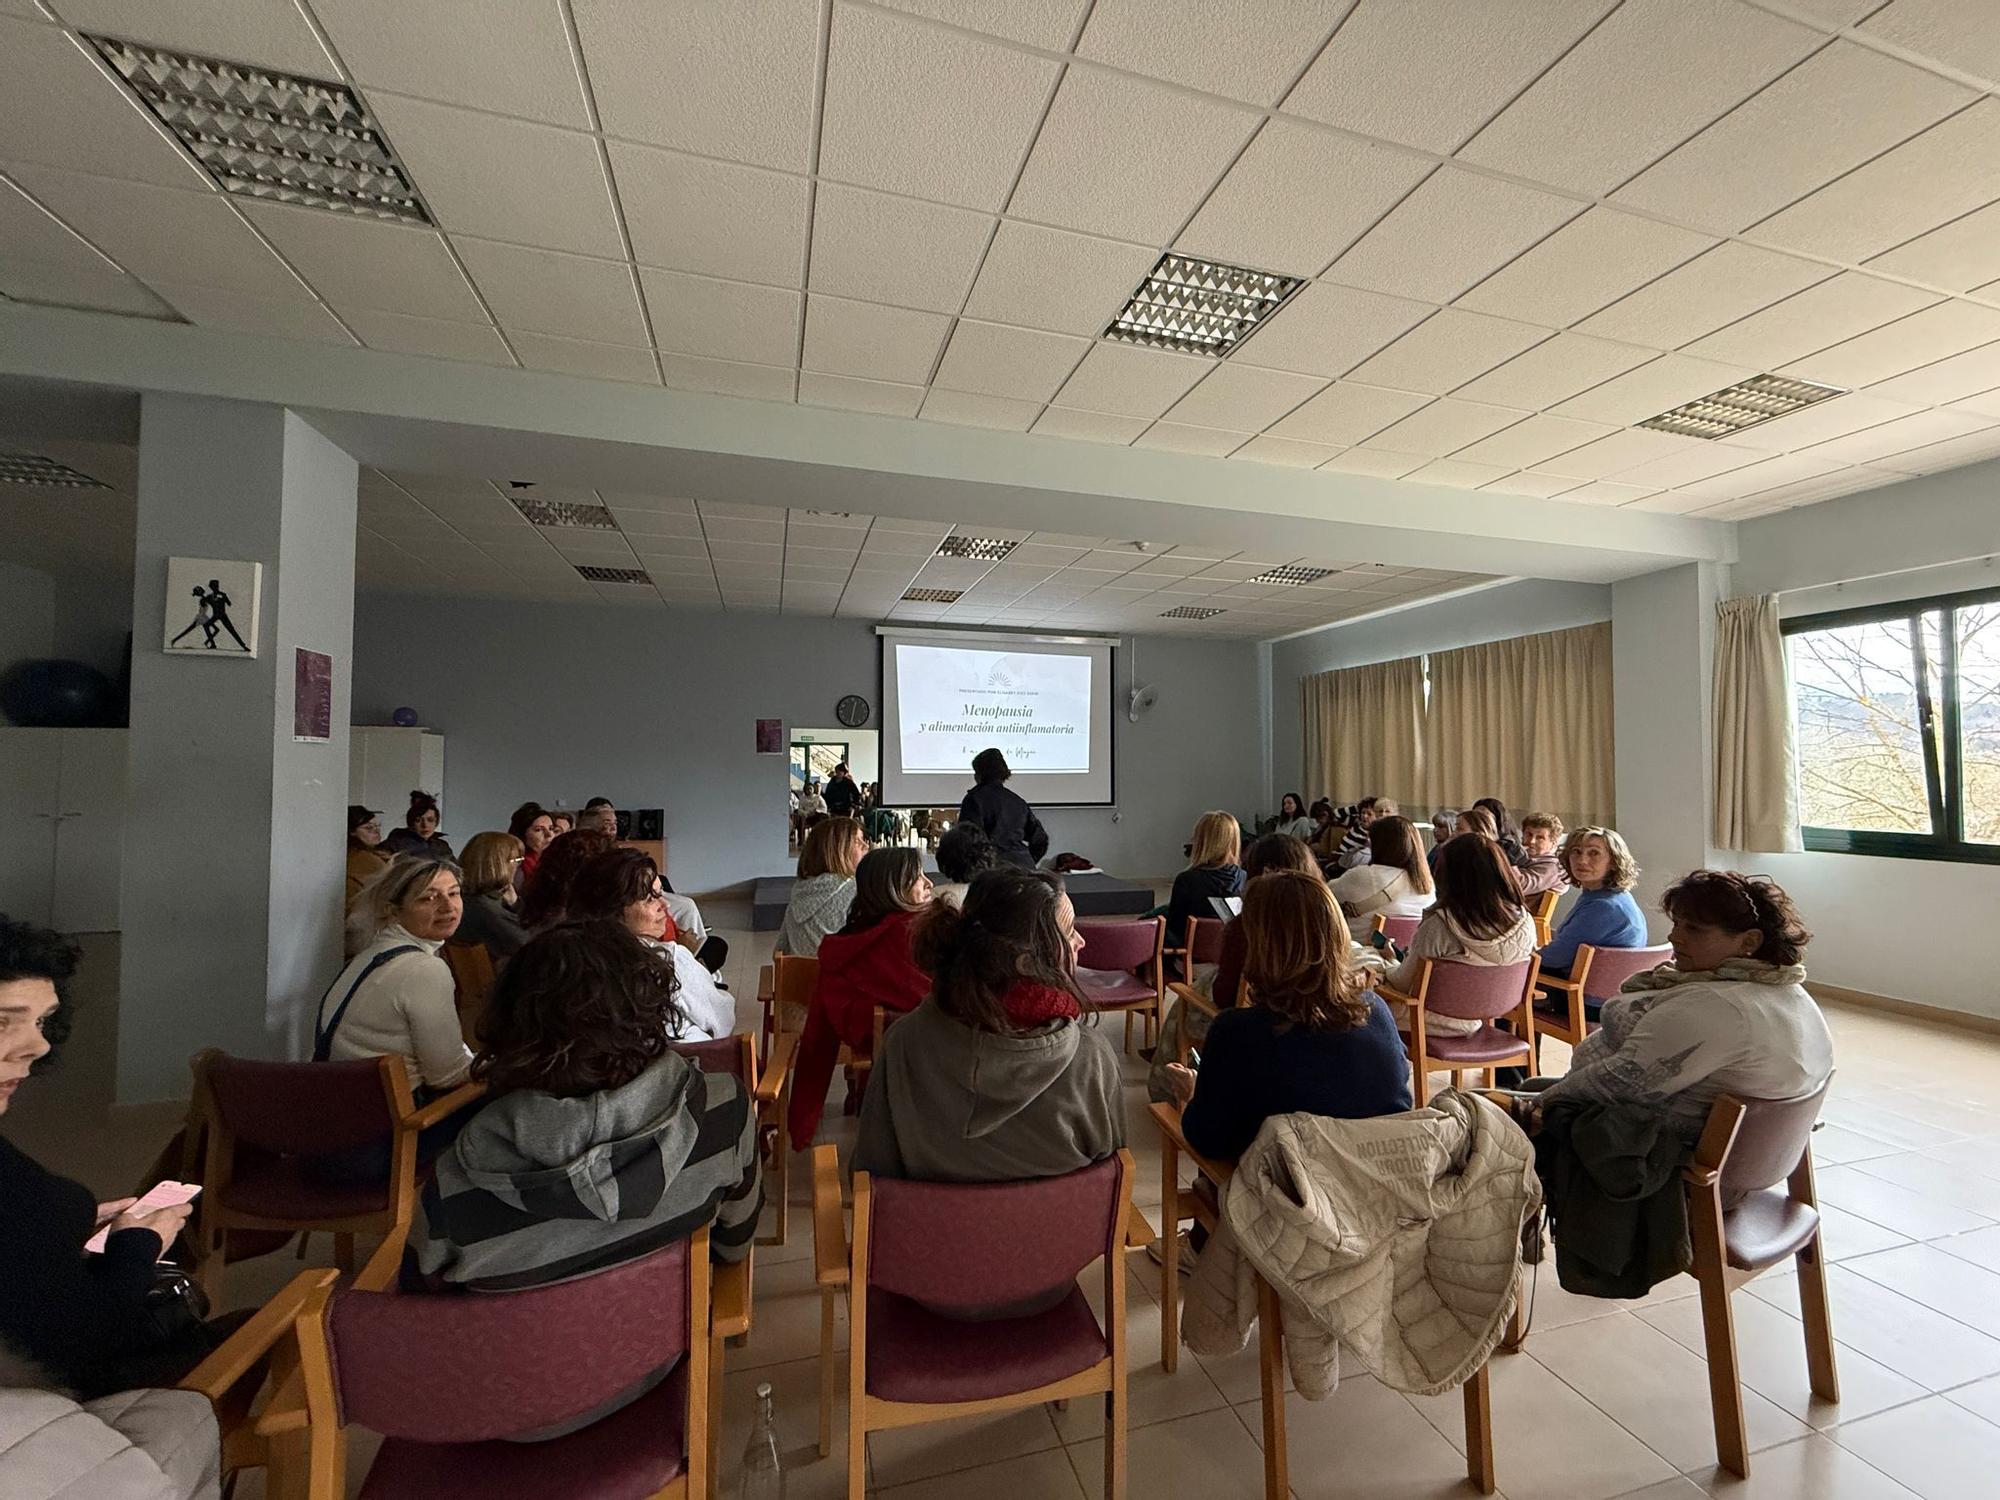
(1515, 812, 1567, 898)
(1427, 808, 1458, 875)
(567, 848, 734, 1041)
(776, 815, 866, 956)
(1540, 827, 1647, 987)
(1306, 798, 1341, 863)
(547, 809, 575, 838)
(1329, 814, 1436, 931)
(1165, 810, 1247, 960)
(380, 790, 454, 859)
(453, 831, 528, 965)
(1534, 871, 1832, 1139)
(1164, 871, 1412, 1165)
(507, 801, 556, 893)
(787, 848, 934, 1144)
(1384, 834, 1538, 1039)
(1473, 796, 1524, 865)
(345, 803, 389, 904)
(0, 916, 231, 1399)
(1212, 832, 1320, 1009)
(854, 867, 1123, 1184)
(516, 828, 619, 931)
(1272, 792, 1314, 840)
(932, 820, 1001, 907)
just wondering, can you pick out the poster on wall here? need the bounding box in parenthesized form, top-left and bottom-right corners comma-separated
(293, 648, 332, 742)
(163, 558, 262, 658)
(755, 717, 783, 754)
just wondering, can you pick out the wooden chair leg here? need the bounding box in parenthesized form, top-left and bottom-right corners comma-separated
(845, 1384, 866, 1500)
(1463, 1363, 1496, 1494)
(1695, 1265, 1750, 1478)
(770, 1111, 791, 1248)
(1255, 1277, 1287, 1500)
(1159, 1143, 1180, 1374)
(818, 1288, 836, 1459)
(1105, 1383, 1126, 1500)
(708, 1328, 724, 1500)
(1797, 1233, 1840, 1403)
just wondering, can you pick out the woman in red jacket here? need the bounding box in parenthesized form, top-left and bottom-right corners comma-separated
(787, 847, 933, 1143)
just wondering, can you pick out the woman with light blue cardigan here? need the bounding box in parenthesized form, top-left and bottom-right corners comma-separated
(1540, 827, 1648, 993)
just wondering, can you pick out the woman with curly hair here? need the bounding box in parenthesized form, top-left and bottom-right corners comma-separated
(406, 920, 762, 1293)
(516, 827, 620, 931)
(1538, 826, 1648, 984)
(565, 847, 734, 1041)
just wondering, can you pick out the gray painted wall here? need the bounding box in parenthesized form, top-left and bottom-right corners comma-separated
(351, 599, 1264, 888)
(0, 559, 54, 677)
(0, 557, 131, 684)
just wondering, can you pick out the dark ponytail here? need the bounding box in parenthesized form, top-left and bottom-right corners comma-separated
(913, 867, 1085, 1034)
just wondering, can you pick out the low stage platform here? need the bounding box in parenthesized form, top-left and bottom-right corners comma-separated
(751, 870, 1157, 930)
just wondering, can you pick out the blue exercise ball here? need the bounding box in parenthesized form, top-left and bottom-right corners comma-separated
(0, 659, 119, 728)
(392, 706, 419, 727)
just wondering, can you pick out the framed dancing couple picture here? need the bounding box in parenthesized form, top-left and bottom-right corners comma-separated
(162, 557, 262, 659)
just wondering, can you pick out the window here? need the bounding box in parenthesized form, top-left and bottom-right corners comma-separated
(1784, 588, 2000, 864)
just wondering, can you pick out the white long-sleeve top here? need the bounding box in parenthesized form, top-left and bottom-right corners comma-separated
(644, 939, 737, 1041)
(319, 924, 473, 1090)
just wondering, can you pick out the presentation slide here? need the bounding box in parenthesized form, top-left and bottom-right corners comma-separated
(879, 628, 1115, 807)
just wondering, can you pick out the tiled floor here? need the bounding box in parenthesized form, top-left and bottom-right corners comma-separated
(19, 903, 2000, 1499)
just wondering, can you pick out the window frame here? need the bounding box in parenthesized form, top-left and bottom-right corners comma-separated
(1782, 584, 2000, 866)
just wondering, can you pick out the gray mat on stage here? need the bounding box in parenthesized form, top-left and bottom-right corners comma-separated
(751, 870, 1155, 930)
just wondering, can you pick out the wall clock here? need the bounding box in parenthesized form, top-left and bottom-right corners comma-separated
(836, 693, 870, 728)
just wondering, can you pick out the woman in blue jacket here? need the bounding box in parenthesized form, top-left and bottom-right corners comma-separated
(1541, 827, 1647, 994)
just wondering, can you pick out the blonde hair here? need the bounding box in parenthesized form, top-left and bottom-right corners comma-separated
(798, 816, 865, 879)
(360, 853, 461, 945)
(1560, 827, 1640, 891)
(1187, 810, 1240, 869)
(459, 831, 523, 898)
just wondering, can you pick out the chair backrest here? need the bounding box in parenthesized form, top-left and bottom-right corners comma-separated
(1577, 942, 1674, 1002)
(202, 1053, 400, 1155)
(441, 941, 496, 1045)
(1419, 957, 1540, 1023)
(1377, 912, 1424, 948)
(1075, 917, 1162, 973)
(1530, 888, 1560, 946)
(670, 1034, 752, 1086)
(1715, 1079, 1832, 1197)
(1183, 915, 1226, 964)
(864, 1154, 1126, 1318)
(772, 951, 819, 1036)
(326, 1235, 693, 1442)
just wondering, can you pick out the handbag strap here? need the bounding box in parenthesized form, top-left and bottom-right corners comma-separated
(313, 945, 422, 1062)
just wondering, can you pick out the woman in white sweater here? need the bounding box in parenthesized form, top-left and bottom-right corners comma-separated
(1330, 814, 1435, 929)
(1384, 834, 1537, 1039)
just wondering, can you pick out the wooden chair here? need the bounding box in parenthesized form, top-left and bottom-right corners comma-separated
(189, 1049, 481, 1302)
(1529, 888, 1561, 948)
(1075, 916, 1168, 1053)
(1149, 1102, 1495, 1498)
(1165, 912, 1227, 980)
(815, 1144, 1134, 1500)
(1533, 942, 1672, 1047)
(753, 952, 817, 1244)
(440, 940, 495, 1049)
(1369, 911, 1424, 948)
(1378, 956, 1542, 1107)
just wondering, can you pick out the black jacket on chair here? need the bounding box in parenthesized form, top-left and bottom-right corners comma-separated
(958, 782, 1048, 869)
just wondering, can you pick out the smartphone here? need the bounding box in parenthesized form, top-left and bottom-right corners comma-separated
(86, 1180, 201, 1253)
(1187, 1048, 1202, 1070)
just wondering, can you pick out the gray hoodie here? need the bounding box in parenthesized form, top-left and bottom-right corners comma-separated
(776, 873, 855, 957)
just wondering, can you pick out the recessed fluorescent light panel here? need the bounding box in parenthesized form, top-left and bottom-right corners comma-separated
(575, 565, 651, 584)
(1159, 605, 1225, 620)
(936, 535, 1017, 561)
(1249, 564, 1335, 586)
(512, 495, 617, 529)
(1638, 374, 1845, 439)
(0, 452, 107, 488)
(902, 587, 962, 603)
(1104, 253, 1303, 358)
(87, 35, 431, 225)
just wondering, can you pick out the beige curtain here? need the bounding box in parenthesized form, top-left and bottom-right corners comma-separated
(1712, 595, 1800, 852)
(1421, 622, 1614, 830)
(1300, 656, 1425, 811)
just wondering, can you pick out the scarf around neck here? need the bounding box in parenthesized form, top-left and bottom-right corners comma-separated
(1621, 956, 1807, 993)
(1004, 982, 1083, 1028)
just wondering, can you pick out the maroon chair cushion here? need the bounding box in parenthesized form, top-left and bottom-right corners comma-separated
(1075, 918, 1160, 973)
(209, 1055, 396, 1155)
(865, 1285, 1106, 1404)
(1076, 969, 1156, 1007)
(1723, 1191, 1821, 1272)
(1423, 1026, 1531, 1065)
(669, 1038, 745, 1082)
(219, 1158, 390, 1220)
(359, 1358, 687, 1499)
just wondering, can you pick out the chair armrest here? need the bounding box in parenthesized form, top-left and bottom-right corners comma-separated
(408, 1078, 486, 1130)
(252, 1369, 309, 1438)
(756, 1028, 798, 1109)
(1684, 1164, 1723, 1188)
(811, 1143, 848, 1288)
(757, 964, 775, 1006)
(1146, 1101, 1233, 1186)
(1536, 974, 1583, 998)
(712, 1257, 752, 1340)
(1168, 980, 1217, 1020)
(1123, 1201, 1157, 1249)
(178, 1269, 336, 1403)
(1374, 981, 1415, 1008)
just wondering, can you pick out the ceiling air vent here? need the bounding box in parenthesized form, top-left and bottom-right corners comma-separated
(936, 535, 1017, 561)
(902, 587, 962, 604)
(1248, 564, 1335, 586)
(576, 565, 651, 584)
(512, 495, 617, 529)
(1104, 253, 1303, 358)
(0, 452, 107, 488)
(87, 35, 431, 224)
(1160, 605, 1225, 620)
(1637, 375, 1845, 439)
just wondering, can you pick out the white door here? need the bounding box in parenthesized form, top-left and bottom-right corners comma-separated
(52, 729, 127, 932)
(0, 730, 61, 925)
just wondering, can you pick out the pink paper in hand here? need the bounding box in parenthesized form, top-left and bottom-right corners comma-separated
(86, 1180, 200, 1253)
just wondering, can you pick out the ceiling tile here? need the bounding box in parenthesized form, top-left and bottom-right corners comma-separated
(1863, 1, 2000, 84)
(871, 0, 1089, 49)
(1446, 412, 1615, 470)
(1077, 0, 1349, 104)
(819, 4, 1059, 211)
(1671, 449, 1852, 501)
(0, 175, 111, 270)
(808, 184, 994, 315)
(241, 201, 485, 323)
(1548, 352, 1758, 425)
(1683, 271, 1940, 369)
(1612, 42, 1971, 234)
(1030, 407, 1149, 444)
(1452, 332, 1657, 409)
(1175, 118, 1432, 277)
(1232, 280, 1431, 379)
(313, 0, 589, 127)
(934, 319, 1089, 401)
(959, 220, 1158, 338)
(802, 294, 950, 384)
(1719, 392, 1924, 453)
(610, 143, 808, 288)
(1323, 167, 1583, 304)
(1455, 207, 1715, 328)
(1133, 422, 1251, 456)
(661, 352, 793, 398)
(640, 267, 803, 365)
(1230, 434, 1346, 468)
(1535, 427, 1708, 481)
(1269, 381, 1432, 446)
(1404, 458, 1516, 489)
(1864, 340, 2000, 405)
(1457, 0, 1820, 195)
(1605, 439, 1769, 488)
(54, 0, 336, 73)
(1783, 300, 2000, 389)
(1574, 240, 1836, 350)
(1366, 398, 1527, 458)
(346, 309, 513, 365)
(459, 239, 647, 345)
(798, 371, 926, 417)
(1747, 99, 2000, 263)
(0, 18, 206, 188)
(1556, 480, 1659, 505)
(0, 255, 175, 318)
(1798, 407, 1993, 466)
(152, 281, 354, 344)
(571, 0, 819, 171)
(9, 167, 303, 299)
(1867, 201, 2000, 293)
(1283, 0, 1608, 154)
(1050, 342, 1212, 418)
(1874, 425, 2000, 475)
(1164, 363, 1326, 431)
(1482, 471, 1582, 498)
(365, 94, 623, 258)
(1345, 309, 1552, 395)
(1007, 66, 1262, 243)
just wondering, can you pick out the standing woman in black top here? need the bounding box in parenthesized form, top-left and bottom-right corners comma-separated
(958, 747, 1049, 869)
